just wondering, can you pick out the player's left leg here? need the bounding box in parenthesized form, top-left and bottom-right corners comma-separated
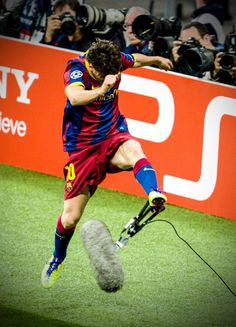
(41, 188, 90, 288)
(110, 139, 167, 211)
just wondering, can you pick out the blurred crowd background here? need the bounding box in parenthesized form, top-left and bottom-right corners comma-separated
(86, 0, 235, 36)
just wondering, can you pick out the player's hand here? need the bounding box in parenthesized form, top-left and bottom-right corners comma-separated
(157, 57, 173, 70)
(100, 73, 121, 94)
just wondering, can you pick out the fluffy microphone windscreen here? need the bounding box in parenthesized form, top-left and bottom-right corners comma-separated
(81, 219, 124, 292)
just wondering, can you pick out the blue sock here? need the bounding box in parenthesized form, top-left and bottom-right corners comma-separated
(133, 158, 158, 195)
(53, 216, 75, 262)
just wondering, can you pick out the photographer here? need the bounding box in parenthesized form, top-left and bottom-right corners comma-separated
(211, 31, 236, 86)
(123, 6, 153, 55)
(41, 0, 95, 51)
(0, 0, 25, 38)
(129, 12, 182, 59)
(62, 3, 127, 51)
(171, 21, 224, 80)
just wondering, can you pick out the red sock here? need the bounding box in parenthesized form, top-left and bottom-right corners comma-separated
(56, 215, 75, 234)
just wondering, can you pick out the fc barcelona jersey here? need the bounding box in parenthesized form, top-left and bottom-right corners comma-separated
(62, 52, 135, 152)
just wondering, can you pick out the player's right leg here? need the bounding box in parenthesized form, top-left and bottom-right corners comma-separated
(111, 139, 167, 212)
(41, 188, 90, 288)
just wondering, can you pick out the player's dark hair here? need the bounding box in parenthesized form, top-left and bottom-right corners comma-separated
(86, 39, 122, 78)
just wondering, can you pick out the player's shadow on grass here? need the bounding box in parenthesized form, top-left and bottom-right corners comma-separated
(0, 305, 83, 327)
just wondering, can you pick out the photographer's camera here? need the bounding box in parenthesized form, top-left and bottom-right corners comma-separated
(177, 37, 215, 76)
(55, 4, 127, 36)
(132, 14, 181, 41)
(59, 12, 77, 35)
(217, 30, 236, 85)
(131, 14, 181, 58)
(76, 4, 126, 35)
(219, 31, 236, 70)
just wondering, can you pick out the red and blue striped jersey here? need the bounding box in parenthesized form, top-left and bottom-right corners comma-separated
(62, 52, 135, 152)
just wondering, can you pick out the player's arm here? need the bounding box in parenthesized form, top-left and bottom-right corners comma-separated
(65, 84, 104, 106)
(65, 74, 120, 106)
(132, 53, 173, 70)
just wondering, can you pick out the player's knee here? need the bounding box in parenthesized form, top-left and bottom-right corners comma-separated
(62, 207, 83, 228)
(124, 140, 145, 165)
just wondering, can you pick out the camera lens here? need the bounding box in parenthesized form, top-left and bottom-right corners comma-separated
(180, 49, 202, 75)
(60, 12, 76, 35)
(132, 15, 156, 41)
(76, 4, 125, 33)
(179, 47, 215, 76)
(132, 15, 181, 41)
(220, 54, 235, 70)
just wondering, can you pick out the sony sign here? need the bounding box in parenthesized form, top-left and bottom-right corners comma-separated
(0, 66, 39, 137)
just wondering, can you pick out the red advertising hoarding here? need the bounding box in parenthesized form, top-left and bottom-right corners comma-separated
(0, 37, 235, 220)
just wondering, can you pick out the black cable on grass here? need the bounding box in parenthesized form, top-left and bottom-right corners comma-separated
(147, 218, 236, 298)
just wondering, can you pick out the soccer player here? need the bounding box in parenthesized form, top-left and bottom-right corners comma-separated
(41, 39, 173, 288)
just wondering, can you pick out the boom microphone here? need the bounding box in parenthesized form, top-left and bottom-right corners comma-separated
(81, 219, 124, 292)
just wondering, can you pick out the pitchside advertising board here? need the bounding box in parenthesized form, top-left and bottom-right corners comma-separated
(0, 36, 236, 220)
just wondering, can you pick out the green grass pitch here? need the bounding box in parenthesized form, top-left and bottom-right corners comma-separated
(0, 164, 235, 327)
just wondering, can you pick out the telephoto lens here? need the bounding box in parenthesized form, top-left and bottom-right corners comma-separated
(76, 4, 126, 34)
(132, 14, 181, 41)
(59, 12, 77, 35)
(219, 53, 236, 70)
